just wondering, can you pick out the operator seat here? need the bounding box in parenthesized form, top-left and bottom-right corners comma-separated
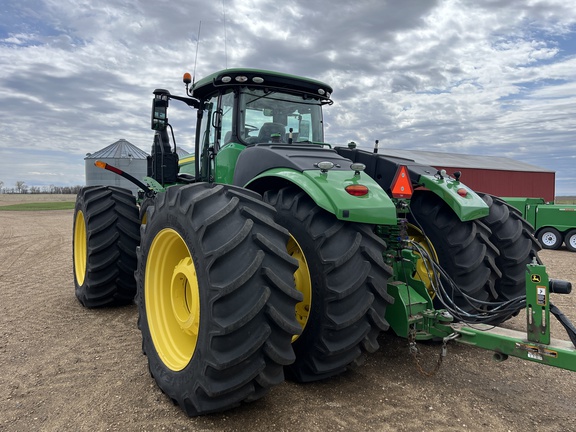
(257, 122, 285, 143)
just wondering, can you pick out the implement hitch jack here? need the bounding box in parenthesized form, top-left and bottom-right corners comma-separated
(450, 262, 576, 372)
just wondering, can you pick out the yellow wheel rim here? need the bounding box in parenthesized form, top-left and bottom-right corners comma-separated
(289, 235, 312, 342)
(145, 228, 200, 371)
(73, 210, 87, 286)
(408, 224, 439, 298)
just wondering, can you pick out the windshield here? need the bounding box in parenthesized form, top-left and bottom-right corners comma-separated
(238, 88, 324, 144)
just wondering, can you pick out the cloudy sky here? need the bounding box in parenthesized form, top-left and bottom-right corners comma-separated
(1, 0, 575, 195)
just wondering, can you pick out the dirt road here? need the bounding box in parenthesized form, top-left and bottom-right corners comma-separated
(1, 206, 575, 431)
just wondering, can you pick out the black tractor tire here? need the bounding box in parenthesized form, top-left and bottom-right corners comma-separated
(73, 186, 140, 308)
(263, 187, 393, 383)
(478, 193, 541, 303)
(537, 227, 563, 250)
(136, 183, 302, 416)
(409, 191, 501, 319)
(565, 229, 576, 252)
(139, 196, 156, 224)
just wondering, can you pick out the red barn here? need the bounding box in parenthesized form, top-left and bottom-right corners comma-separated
(377, 149, 555, 202)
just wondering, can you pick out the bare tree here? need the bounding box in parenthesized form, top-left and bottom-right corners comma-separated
(0, 180, 4, 193)
(15, 181, 28, 194)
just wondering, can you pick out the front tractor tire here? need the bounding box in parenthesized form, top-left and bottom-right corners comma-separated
(73, 186, 140, 308)
(136, 184, 302, 416)
(263, 187, 393, 383)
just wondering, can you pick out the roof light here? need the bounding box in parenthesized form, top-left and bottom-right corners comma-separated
(316, 161, 334, 172)
(345, 184, 369, 196)
(390, 165, 413, 199)
(326, 92, 331, 98)
(318, 89, 325, 95)
(252, 76, 264, 84)
(183, 73, 192, 84)
(350, 163, 365, 175)
(221, 76, 232, 83)
(235, 75, 248, 82)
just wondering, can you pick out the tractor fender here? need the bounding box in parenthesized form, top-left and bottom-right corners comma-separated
(416, 174, 489, 221)
(246, 168, 397, 225)
(232, 144, 397, 224)
(233, 143, 351, 187)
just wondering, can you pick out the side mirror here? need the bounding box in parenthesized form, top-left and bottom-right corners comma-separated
(151, 90, 170, 130)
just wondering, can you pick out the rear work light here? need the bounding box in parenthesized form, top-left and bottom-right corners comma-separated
(345, 184, 369, 196)
(390, 165, 413, 199)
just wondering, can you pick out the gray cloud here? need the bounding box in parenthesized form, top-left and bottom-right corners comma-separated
(0, 0, 575, 194)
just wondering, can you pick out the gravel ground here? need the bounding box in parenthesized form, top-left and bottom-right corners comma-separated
(1, 198, 575, 432)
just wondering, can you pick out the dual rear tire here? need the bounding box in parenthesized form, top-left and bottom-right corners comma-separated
(136, 184, 302, 415)
(136, 184, 395, 391)
(409, 191, 540, 323)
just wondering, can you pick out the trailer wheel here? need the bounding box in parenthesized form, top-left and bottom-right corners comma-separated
(409, 191, 501, 318)
(136, 184, 301, 416)
(73, 186, 140, 308)
(537, 227, 562, 250)
(564, 229, 576, 252)
(263, 187, 393, 382)
(478, 194, 541, 305)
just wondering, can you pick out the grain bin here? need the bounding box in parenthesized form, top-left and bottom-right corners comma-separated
(85, 139, 148, 196)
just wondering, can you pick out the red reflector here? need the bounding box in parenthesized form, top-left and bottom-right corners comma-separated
(391, 165, 413, 199)
(457, 188, 468, 197)
(345, 184, 369, 196)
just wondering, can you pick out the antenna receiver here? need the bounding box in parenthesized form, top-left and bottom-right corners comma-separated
(185, 21, 202, 97)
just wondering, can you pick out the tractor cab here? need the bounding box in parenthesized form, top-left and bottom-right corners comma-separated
(151, 69, 333, 185)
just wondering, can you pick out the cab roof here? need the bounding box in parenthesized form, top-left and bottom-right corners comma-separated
(191, 68, 333, 102)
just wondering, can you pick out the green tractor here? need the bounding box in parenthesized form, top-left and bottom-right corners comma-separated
(72, 68, 575, 416)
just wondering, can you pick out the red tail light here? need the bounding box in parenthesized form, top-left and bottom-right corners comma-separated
(345, 184, 369, 196)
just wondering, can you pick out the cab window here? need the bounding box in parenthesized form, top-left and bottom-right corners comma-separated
(238, 89, 324, 144)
